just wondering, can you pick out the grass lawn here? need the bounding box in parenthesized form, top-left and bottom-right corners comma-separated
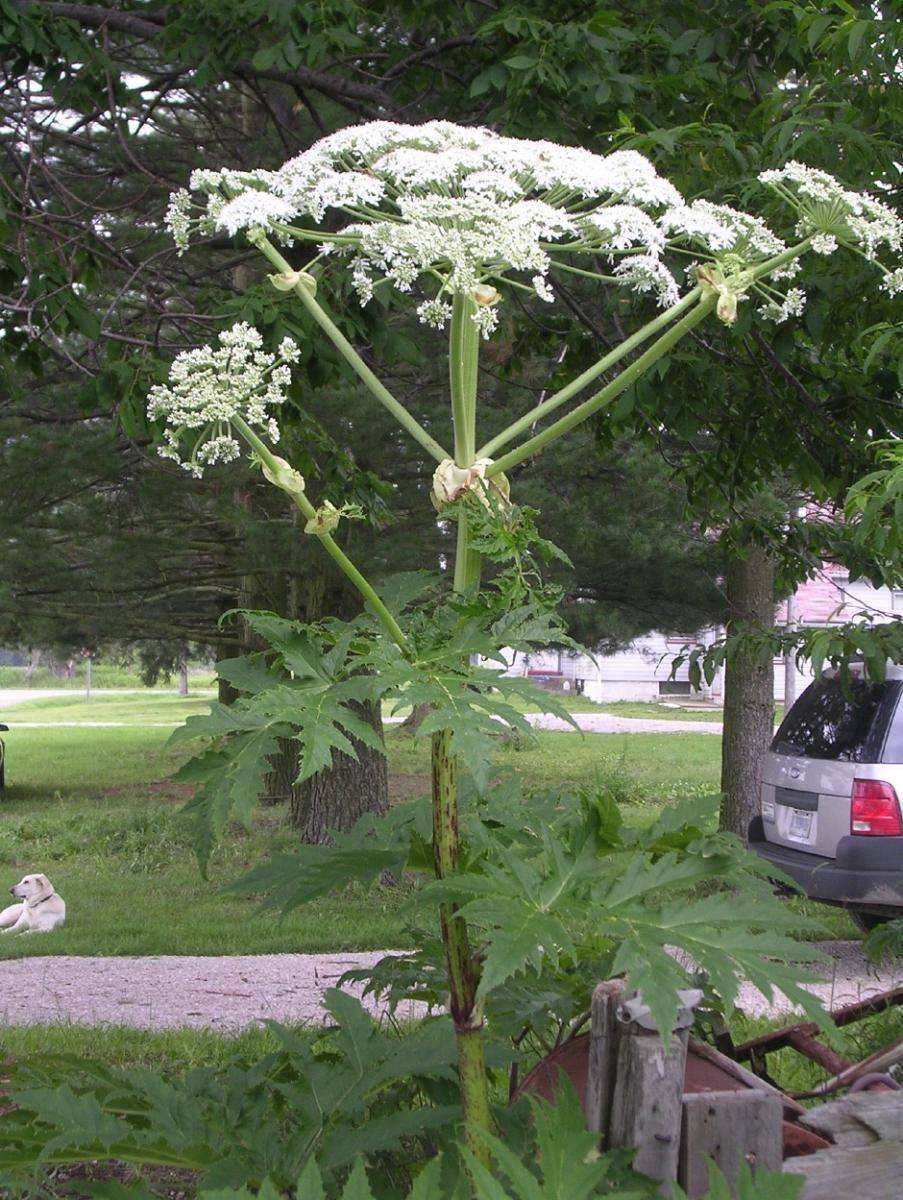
(0, 691, 856, 962)
(0, 1020, 292, 1072)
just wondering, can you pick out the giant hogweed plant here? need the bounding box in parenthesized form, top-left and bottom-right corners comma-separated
(77, 125, 899, 1195)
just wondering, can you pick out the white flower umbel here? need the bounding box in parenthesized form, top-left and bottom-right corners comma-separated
(168, 121, 782, 331)
(146, 323, 299, 477)
(760, 162, 903, 260)
(167, 125, 902, 338)
(881, 268, 903, 298)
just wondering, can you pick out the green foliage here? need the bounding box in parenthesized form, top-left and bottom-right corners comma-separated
(673, 618, 903, 695)
(0, 992, 458, 1196)
(5, 1074, 799, 1199)
(464, 1083, 653, 1200)
(227, 777, 828, 1043)
(173, 594, 579, 871)
(669, 1160, 802, 1200)
(0, 1056, 797, 1195)
(844, 440, 903, 588)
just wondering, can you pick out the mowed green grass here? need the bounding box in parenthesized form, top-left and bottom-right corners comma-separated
(0, 691, 854, 959)
(0, 699, 422, 958)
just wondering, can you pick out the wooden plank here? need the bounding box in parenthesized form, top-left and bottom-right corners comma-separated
(679, 1091, 783, 1199)
(801, 1090, 903, 1147)
(609, 1030, 687, 1187)
(784, 1140, 903, 1198)
(585, 979, 625, 1139)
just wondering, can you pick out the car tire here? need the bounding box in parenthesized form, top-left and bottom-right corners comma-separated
(849, 909, 892, 933)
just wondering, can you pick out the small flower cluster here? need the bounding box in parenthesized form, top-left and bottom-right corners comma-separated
(759, 162, 903, 259)
(165, 169, 277, 254)
(748, 161, 903, 320)
(758, 287, 807, 324)
(146, 323, 299, 477)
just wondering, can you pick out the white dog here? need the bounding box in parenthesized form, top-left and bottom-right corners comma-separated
(0, 873, 66, 934)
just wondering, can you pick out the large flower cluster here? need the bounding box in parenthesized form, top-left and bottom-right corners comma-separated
(165, 124, 902, 334)
(166, 122, 808, 331)
(146, 323, 299, 477)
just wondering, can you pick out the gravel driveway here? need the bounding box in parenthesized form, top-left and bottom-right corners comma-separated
(1, 942, 899, 1032)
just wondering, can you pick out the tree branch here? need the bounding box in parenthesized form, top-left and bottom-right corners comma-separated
(16, 1, 391, 111)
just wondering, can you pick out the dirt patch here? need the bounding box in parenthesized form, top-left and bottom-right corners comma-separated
(46, 1161, 195, 1200)
(389, 772, 431, 802)
(105, 781, 196, 804)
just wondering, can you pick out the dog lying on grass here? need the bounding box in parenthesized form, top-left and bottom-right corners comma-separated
(0, 873, 66, 934)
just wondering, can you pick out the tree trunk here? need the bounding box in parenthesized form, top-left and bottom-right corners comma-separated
(23, 647, 41, 679)
(289, 699, 388, 843)
(398, 701, 431, 736)
(177, 659, 189, 696)
(719, 541, 776, 839)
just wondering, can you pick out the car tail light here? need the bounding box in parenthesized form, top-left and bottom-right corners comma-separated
(851, 780, 903, 836)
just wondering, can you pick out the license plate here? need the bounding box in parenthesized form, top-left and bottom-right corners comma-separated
(788, 807, 813, 841)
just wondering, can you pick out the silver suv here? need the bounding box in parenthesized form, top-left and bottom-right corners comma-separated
(748, 663, 903, 930)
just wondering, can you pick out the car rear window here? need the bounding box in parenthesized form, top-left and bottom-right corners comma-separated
(772, 678, 903, 763)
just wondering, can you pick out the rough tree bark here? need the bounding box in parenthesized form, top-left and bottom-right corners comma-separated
(397, 701, 431, 736)
(289, 699, 388, 843)
(719, 541, 776, 839)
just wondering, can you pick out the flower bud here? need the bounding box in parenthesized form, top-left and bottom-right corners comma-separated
(697, 264, 740, 326)
(269, 270, 317, 296)
(260, 454, 306, 498)
(471, 284, 500, 308)
(304, 500, 341, 536)
(431, 457, 509, 511)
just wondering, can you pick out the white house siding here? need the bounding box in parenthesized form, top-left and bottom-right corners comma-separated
(577, 632, 714, 703)
(497, 572, 897, 705)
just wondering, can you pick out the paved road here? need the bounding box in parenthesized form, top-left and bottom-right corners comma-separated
(0, 688, 214, 728)
(526, 711, 722, 735)
(0, 941, 897, 1031)
(384, 711, 724, 736)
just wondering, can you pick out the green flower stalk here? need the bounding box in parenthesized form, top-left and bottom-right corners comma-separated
(150, 120, 903, 1193)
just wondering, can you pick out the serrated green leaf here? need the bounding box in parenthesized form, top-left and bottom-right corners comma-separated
(12, 1086, 129, 1158)
(338, 1161, 375, 1200)
(228, 842, 407, 914)
(294, 1157, 326, 1200)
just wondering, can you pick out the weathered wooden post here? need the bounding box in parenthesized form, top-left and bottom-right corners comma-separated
(585, 979, 626, 1139)
(588, 986, 701, 1192)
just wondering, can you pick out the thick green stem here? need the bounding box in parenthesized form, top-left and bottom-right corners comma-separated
(476, 287, 703, 459)
(440, 295, 492, 1174)
(451, 293, 482, 593)
(249, 233, 451, 464)
(478, 240, 812, 466)
(487, 295, 718, 477)
(232, 417, 409, 654)
(431, 729, 491, 1169)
